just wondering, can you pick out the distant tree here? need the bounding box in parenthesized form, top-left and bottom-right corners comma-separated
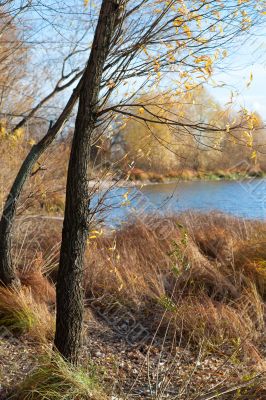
(121, 93, 178, 173)
(218, 111, 265, 171)
(0, 4, 31, 117)
(121, 87, 266, 174)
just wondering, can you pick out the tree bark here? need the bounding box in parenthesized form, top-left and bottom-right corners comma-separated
(0, 83, 82, 286)
(54, 0, 122, 364)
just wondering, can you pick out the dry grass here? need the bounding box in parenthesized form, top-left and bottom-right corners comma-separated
(0, 286, 54, 342)
(12, 216, 61, 293)
(19, 251, 56, 305)
(191, 374, 266, 400)
(127, 167, 165, 182)
(5, 206, 266, 354)
(0, 192, 265, 397)
(84, 213, 266, 352)
(9, 351, 106, 400)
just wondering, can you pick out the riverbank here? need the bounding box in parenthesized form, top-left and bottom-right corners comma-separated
(88, 170, 266, 191)
(126, 167, 266, 184)
(0, 212, 265, 398)
(88, 169, 266, 190)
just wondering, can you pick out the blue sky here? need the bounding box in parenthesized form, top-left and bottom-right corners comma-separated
(209, 26, 266, 120)
(17, 1, 265, 122)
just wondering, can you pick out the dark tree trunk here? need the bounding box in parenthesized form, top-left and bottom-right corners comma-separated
(54, 0, 122, 364)
(0, 84, 81, 286)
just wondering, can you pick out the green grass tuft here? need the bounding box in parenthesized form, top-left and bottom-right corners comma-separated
(9, 352, 106, 400)
(0, 287, 54, 342)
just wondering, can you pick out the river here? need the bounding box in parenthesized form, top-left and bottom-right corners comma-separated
(91, 178, 266, 227)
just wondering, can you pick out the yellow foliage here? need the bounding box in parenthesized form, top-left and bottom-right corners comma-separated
(251, 150, 257, 160)
(0, 120, 25, 143)
(123, 94, 178, 172)
(0, 124, 6, 138)
(182, 25, 192, 38)
(28, 138, 36, 146)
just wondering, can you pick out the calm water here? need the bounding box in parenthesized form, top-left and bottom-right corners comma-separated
(92, 178, 266, 226)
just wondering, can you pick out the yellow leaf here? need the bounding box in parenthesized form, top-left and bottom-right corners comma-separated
(120, 123, 127, 130)
(173, 18, 183, 27)
(222, 50, 228, 58)
(123, 191, 129, 200)
(183, 25, 192, 38)
(28, 139, 36, 146)
(107, 79, 116, 89)
(90, 229, 103, 236)
(184, 82, 195, 91)
(121, 200, 130, 207)
(247, 72, 253, 87)
(251, 150, 257, 160)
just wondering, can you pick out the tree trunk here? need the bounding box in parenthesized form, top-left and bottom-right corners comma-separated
(0, 84, 81, 286)
(54, 0, 122, 364)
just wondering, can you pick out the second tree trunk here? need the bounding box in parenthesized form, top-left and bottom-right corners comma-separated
(54, 0, 122, 364)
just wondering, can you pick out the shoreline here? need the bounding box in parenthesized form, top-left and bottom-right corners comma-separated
(88, 173, 266, 190)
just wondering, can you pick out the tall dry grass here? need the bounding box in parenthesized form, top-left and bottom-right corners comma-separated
(12, 218, 60, 305)
(0, 287, 54, 342)
(84, 213, 266, 352)
(4, 203, 266, 355)
(10, 351, 106, 400)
